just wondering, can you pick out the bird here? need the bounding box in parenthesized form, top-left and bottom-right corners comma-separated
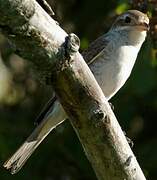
(3, 10, 149, 174)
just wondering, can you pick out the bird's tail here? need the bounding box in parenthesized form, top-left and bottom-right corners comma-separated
(3, 138, 42, 174)
(3, 99, 66, 174)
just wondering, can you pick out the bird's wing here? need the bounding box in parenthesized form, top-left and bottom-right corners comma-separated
(34, 95, 57, 125)
(81, 34, 109, 65)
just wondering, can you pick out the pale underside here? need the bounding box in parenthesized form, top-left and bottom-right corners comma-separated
(82, 31, 142, 99)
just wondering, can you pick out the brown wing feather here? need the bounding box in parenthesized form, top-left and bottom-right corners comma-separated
(81, 34, 109, 65)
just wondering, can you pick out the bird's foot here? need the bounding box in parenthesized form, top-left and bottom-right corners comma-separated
(109, 102, 114, 110)
(123, 131, 134, 148)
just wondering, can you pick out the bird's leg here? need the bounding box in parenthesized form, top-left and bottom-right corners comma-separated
(108, 104, 134, 147)
(123, 131, 134, 148)
(109, 102, 114, 110)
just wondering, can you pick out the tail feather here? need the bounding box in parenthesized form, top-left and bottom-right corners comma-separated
(3, 140, 39, 174)
(3, 99, 66, 174)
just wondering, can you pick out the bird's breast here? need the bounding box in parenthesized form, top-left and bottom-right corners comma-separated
(90, 45, 139, 99)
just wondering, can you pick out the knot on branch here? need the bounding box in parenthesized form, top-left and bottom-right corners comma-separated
(91, 109, 107, 127)
(125, 155, 133, 167)
(64, 33, 80, 58)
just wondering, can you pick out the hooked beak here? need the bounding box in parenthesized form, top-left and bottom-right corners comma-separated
(139, 22, 150, 31)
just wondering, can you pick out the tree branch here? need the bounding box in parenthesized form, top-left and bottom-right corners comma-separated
(0, 0, 146, 179)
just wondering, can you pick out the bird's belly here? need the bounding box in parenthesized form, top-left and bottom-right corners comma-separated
(91, 61, 123, 99)
(90, 48, 137, 100)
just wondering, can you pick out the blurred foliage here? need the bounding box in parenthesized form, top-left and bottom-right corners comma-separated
(0, 0, 157, 179)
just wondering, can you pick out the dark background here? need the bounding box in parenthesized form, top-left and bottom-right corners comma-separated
(0, 0, 157, 179)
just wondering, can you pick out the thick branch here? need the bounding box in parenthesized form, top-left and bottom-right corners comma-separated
(0, 0, 146, 180)
(0, 0, 67, 83)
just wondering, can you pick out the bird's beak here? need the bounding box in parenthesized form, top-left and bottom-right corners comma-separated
(139, 22, 150, 31)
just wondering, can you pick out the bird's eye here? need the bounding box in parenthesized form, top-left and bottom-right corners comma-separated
(124, 16, 131, 23)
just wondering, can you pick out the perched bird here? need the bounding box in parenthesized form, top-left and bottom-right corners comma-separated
(3, 10, 149, 174)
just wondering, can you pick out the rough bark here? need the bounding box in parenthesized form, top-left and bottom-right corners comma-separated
(0, 0, 146, 180)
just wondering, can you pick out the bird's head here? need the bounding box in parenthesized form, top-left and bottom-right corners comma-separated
(110, 10, 149, 46)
